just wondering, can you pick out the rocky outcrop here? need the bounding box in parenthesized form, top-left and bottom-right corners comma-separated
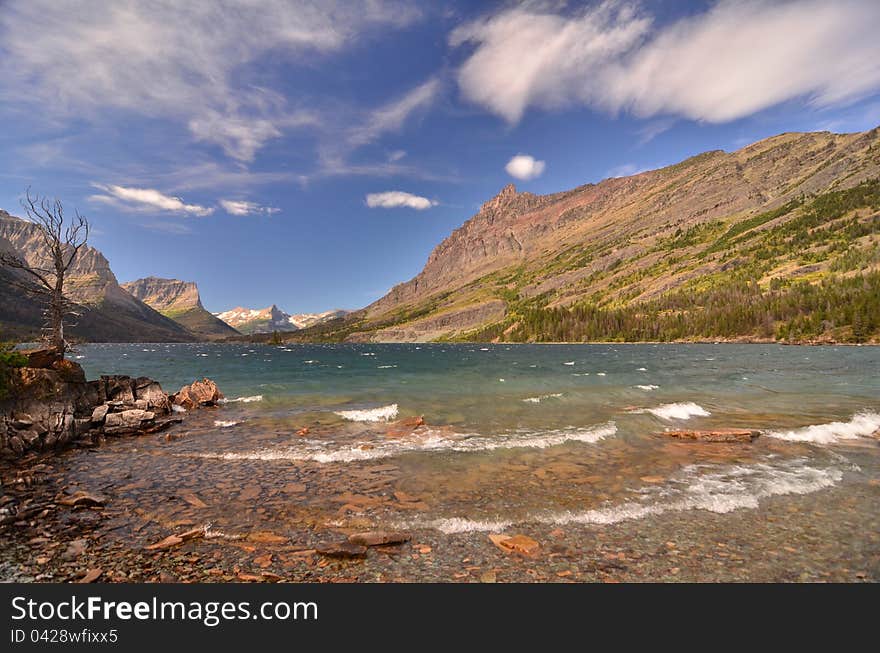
(0, 211, 197, 343)
(358, 127, 880, 340)
(122, 277, 239, 339)
(0, 357, 221, 459)
(171, 378, 223, 409)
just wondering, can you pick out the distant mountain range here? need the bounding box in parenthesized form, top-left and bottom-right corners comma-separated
(214, 305, 349, 335)
(295, 127, 880, 344)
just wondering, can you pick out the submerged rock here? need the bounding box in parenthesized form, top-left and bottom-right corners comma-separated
(489, 533, 541, 557)
(348, 531, 411, 546)
(316, 541, 368, 559)
(663, 428, 760, 443)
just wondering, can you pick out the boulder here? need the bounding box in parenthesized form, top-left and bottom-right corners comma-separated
(488, 533, 541, 557)
(102, 375, 136, 404)
(50, 358, 86, 382)
(103, 409, 155, 435)
(91, 404, 109, 424)
(172, 378, 223, 409)
(19, 347, 62, 369)
(11, 413, 34, 429)
(135, 378, 170, 413)
(663, 428, 760, 443)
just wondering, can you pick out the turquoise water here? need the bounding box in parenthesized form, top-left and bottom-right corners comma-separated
(77, 342, 880, 434)
(70, 342, 880, 537)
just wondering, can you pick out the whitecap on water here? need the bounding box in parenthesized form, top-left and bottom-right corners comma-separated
(193, 422, 616, 464)
(635, 385, 659, 391)
(522, 393, 563, 404)
(563, 361, 575, 366)
(334, 404, 399, 422)
(219, 395, 263, 404)
(630, 402, 710, 420)
(764, 411, 880, 444)
(412, 458, 842, 532)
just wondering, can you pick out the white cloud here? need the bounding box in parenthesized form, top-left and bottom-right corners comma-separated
(388, 150, 407, 162)
(90, 184, 214, 216)
(365, 191, 437, 210)
(451, 0, 880, 125)
(505, 154, 545, 180)
(347, 78, 442, 147)
(0, 1, 422, 162)
(220, 200, 281, 216)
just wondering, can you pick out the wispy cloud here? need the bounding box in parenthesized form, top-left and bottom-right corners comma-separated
(220, 199, 281, 216)
(451, 0, 880, 125)
(505, 154, 545, 180)
(348, 78, 442, 148)
(0, 1, 423, 163)
(90, 184, 214, 216)
(365, 191, 437, 210)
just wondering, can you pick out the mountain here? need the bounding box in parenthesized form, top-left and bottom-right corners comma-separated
(0, 211, 197, 342)
(304, 127, 880, 343)
(121, 277, 239, 339)
(215, 305, 349, 335)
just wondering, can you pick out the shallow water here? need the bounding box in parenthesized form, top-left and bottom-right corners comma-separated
(64, 343, 879, 545)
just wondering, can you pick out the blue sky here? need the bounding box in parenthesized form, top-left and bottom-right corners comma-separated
(1, 0, 879, 314)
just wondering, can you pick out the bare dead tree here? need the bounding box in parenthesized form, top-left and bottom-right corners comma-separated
(0, 189, 90, 355)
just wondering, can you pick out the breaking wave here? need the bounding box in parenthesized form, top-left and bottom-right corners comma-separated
(522, 393, 564, 404)
(334, 404, 399, 422)
(635, 385, 659, 391)
(219, 395, 263, 404)
(412, 458, 842, 532)
(191, 422, 616, 464)
(631, 402, 711, 420)
(764, 412, 880, 444)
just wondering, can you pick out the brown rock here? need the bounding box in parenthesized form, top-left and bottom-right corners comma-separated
(488, 533, 541, 557)
(316, 541, 368, 559)
(247, 531, 288, 544)
(663, 428, 760, 443)
(77, 568, 103, 584)
(385, 416, 425, 438)
(348, 531, 411, 546)
(51, 358, 86, 382)
(19, 347, 62, 369)
(103, 409, 155, 434)
(296, 427, 310, 436)
(171, 378, 223, 409)
(57, 491, 107, 507)
(180, 492, 208, 509)
(61, 539, 88, 561)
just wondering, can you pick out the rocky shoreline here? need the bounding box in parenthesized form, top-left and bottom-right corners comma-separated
(0, 347, 221, 460)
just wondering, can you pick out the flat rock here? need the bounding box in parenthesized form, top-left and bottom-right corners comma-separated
(663, 428, 760, 443)
(57, 491, 107, 507)
(348, 531, 411, 546)
(488, 533, 541, 557)
(316, 541, 368, 559)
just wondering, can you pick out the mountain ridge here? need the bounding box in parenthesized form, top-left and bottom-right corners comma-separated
(0, 211, 198, 342)
(121, 277, 239, 339)
(291, 127, 880, 344)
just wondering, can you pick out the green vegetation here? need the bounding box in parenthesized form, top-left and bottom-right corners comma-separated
(0, 338, 27, 400)
(460, 272, 880, 343)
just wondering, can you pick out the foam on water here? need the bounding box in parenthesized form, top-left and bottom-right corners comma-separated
(764, 411, 880, 444)
(220, 395, 263, 404)
(412, 458, 842, 532)
(631, 402, 711, 420)
(214, 420, 238, 428)
(192, 422, 616, 464)
(635, 385, 659, 391)
(334, 404, 399, 422)
(522, 393, 564, 404)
